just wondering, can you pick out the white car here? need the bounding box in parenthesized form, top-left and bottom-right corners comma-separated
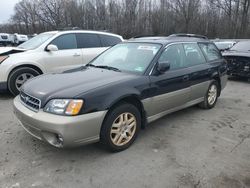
(214, 41, 236, 51)
(0, 30, 123, 95)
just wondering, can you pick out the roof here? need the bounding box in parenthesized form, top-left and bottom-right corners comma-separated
(42, 30, 123, 39)
(128, 34, 209, 45)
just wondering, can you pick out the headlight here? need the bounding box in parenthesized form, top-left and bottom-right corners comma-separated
(0, 56, 8, 64)
(44, 99, 83, 116)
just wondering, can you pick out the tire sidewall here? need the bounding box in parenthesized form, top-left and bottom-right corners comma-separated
(101, 103, 141, 152)
(8, 67, 40, 96)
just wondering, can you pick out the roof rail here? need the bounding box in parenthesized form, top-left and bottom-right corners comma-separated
(169, 33, 208, 39)
(130, 34, 168, 39)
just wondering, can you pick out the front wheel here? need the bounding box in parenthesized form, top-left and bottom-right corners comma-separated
(100, 103, 141, 152)
(8, 67, 40, 96)
(199, 80, 220, 109)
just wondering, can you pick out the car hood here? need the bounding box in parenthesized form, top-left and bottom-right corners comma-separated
(222, 50, 250, 57)
(0, 47, 26, 56)
(22, 67, 138, 106)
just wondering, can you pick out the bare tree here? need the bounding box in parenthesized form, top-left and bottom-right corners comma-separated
(1, 0, 250, 39)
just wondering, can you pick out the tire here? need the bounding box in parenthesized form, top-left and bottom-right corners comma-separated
(199, 80, 220, 109)
(8, 67, 40, 96)
(100, 103, 141, 152)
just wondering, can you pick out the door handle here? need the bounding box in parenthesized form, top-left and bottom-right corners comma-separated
(182, 75, 189, 81)
(73, 53, 81, 57)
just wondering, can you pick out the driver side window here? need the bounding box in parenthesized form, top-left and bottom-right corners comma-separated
(50, 34, 77, 50)
(158, 44, 186, 70)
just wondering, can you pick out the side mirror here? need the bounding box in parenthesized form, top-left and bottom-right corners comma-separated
(157, 61, 170, 74)
(46, 44, 58, 52)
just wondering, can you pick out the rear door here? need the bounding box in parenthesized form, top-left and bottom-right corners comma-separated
(147, 43, 191, 117)
(43, 33, 83, 73)
(99, 34, 122, 47)
(183, 43, 211, 101)
(76, 33, 106, 64)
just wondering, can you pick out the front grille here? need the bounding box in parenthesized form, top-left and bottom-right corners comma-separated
(226, 57, 250, 75)
(1, 35, 8, 39)
(20, 92, 41, 112)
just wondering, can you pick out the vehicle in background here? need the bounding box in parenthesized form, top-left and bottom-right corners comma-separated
(27, 34, 37, 40)
(223, 41, 250, 79)
(9, 33, 29, 45)
(14, 34, 227, 151)
(0, 33, 11, 46)
(0, 30, 123, 95)
(214, 41, 236, 52)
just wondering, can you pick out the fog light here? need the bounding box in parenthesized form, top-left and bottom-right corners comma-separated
(56, 134, 64, 147)
(42, 131, 64, 148)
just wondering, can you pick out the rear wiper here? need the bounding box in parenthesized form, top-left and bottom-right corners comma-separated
(87, 64, 121, 72)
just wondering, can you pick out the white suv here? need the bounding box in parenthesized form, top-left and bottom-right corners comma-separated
(0, 30, 123, 95)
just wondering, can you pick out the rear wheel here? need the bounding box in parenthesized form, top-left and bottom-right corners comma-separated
(8, 67, 40, 96)
(199, 80, 220, 109)
(100, 103, 141, 152)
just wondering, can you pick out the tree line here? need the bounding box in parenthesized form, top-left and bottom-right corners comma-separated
(0, 0, 250, 39)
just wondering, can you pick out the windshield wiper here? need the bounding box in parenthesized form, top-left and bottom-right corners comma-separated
(86, 64, 96, 67)
(86, 64, 121, 72)
(96, 65, 121, 72)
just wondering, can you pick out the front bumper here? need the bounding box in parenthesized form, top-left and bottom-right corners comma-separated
(226, 58, 250, 78)
(13, 96, 107, 147)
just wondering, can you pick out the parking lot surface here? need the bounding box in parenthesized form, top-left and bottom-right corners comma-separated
(0, 79, 250, 188)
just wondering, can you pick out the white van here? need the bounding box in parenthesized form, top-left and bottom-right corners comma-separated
(0, 33, 11, 46)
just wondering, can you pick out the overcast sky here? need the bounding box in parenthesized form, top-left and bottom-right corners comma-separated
(0, 0, 20, 24)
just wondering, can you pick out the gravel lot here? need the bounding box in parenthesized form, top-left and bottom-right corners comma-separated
(0, 79, 250, 188)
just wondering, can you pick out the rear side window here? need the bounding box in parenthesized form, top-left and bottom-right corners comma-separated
(99, 34, 122, 47)
(199, 43, 222, 61)
(183, 43, 206, 66)
(50, 34, 77, 50)
(76, 33, 101, 48)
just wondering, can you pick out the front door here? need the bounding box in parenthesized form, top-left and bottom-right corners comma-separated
(145, 43, 191, 117)
(43, 33, 83, 73)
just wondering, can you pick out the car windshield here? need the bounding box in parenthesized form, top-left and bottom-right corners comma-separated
(18, 33, 55, 50)
(90, 43, 161, 74)
(229, 41, 250, 51)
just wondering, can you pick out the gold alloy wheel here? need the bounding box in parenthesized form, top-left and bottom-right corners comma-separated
(110, 112, 137, 146)
(208, 84, 217, 105)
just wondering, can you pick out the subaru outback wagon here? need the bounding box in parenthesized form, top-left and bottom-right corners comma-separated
(14, 34, 227, 152)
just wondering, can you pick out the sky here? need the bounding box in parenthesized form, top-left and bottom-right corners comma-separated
(0, 0, 20, 24)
